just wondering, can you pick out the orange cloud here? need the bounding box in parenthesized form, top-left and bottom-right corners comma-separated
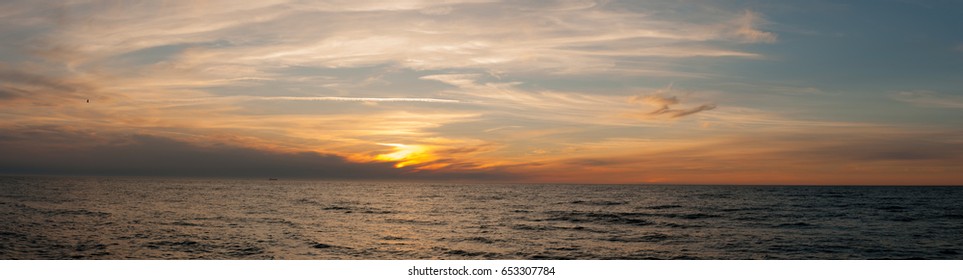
(374, 143, 433, 168)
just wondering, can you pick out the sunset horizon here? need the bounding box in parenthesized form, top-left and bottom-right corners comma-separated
(4, 1, 963, 267)
(3, 0, 962, 185)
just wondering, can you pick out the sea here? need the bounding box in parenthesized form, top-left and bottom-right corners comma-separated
(1, 176, 961, 260)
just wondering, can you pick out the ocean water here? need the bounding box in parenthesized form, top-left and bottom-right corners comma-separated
(1, 176, 961, 259)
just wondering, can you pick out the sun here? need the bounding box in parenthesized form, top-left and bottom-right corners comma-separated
(374, 143, 431, 168)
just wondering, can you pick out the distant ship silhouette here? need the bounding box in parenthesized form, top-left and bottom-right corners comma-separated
(268, 178, 278, 181)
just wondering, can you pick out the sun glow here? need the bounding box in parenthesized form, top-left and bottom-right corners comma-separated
(374, 143, 431, 168)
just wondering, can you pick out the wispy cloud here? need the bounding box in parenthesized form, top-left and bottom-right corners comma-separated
(628, 85, 717, 119)
(259, 96, 462, 103)
(419, 74, 484, 88)
(632, 94, 679, 107)
(732, 10, 778, 43)
(893, 91, 963, 109)
(7, 1, 777, 81)
(662, 104, 718, 118)
(521, 127, 963, 185)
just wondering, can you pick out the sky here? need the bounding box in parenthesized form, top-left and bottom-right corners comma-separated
(1, 0, 962, 184)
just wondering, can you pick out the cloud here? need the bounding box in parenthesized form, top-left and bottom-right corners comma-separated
(819, 138, 963, 161)
(4, 0, 773, 81)
(0, 87, 25, 100)
(893, 91, 963, 109)
(419, 74, 483, 88)
(0, 66, 93, 103)
(732, 10, 777, 43)
(747, 130, 963, 164)
(483, 126, 522, 133)
(0, 67, 75, 92)
(259, 96, 462, 103)
(0, 1, 767, 146)
(632, 95, 679, 107)
(417, 73, 647, 128)
(666, 104, 718, 118)
(629, 85, 717, 119)
(295, 0, 497, 12)
(537, 128, 963, 185)
(0, 129, 519, 181)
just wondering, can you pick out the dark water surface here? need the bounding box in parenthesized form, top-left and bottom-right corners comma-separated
(1, 176, 961, 259)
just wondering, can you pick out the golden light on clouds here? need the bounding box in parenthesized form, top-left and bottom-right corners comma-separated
(374, 143, 433, 168)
